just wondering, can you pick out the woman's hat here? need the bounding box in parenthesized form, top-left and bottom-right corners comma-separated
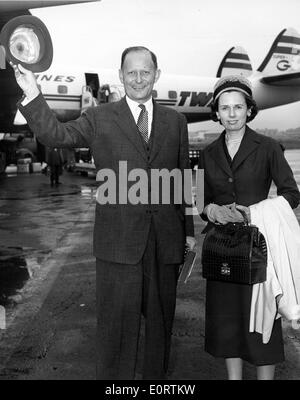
(213, 75, 253, 102)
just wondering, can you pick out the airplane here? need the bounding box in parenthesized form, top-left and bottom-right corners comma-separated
(29, 26, 300, 172)
(0, 0, 300, 171)
(8, 27, 300, 127)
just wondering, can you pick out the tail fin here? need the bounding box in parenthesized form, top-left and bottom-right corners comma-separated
(257, 27, 300, 74)
(216, 46, 252, 77)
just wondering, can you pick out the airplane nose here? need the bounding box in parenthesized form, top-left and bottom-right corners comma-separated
(0, 15, 53, 72)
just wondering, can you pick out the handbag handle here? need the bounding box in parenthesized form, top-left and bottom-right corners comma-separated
(236, 208, 249, 225)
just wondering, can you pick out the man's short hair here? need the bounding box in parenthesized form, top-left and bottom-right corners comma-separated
(121, 46, 158, 70)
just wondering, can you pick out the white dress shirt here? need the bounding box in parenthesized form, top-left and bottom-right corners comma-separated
(21, 94, 37, 106)
(125, 96, 153, 140)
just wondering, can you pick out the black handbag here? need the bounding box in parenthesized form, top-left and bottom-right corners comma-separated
(201, 213, 267, 284)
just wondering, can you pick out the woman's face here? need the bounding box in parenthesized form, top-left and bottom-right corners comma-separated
(216, 91, 251, 133)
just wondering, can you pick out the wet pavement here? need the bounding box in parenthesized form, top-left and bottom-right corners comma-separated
(0, 161, 300, 381)
(0, 170, 97, 379)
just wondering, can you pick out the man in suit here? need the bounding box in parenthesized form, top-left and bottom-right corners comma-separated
(12, 46, 195, 380)
(46, 147, 64, 186)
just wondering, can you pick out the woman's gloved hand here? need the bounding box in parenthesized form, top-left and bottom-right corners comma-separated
(235, 204, 251, 223)
(204, 203, 251, 224)
(205, 203, 242, 224)
(225, 203, 251, 223)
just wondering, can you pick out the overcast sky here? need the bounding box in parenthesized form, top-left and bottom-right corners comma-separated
(32, 0, 300, 132)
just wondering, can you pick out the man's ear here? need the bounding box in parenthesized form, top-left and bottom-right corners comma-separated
(154, 69, 161, 83)
(119, 69, 124, 84)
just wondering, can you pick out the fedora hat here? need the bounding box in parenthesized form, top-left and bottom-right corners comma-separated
(0, 15, 53, 72)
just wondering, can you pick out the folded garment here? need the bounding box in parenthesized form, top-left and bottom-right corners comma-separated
(249, 196, 300, 343)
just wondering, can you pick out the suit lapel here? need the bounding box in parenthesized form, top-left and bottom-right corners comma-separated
(113, 98, 148, 162)
(149, 102, 169, 163)
(231, 127, 261, 171)
(208, 132, 233, 177)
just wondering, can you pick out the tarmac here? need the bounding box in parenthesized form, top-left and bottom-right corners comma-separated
(0, 169, 299, 381)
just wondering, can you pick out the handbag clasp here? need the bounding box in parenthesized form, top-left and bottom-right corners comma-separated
(221, 263, 231, 276)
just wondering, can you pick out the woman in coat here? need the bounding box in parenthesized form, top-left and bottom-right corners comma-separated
(199, 75, 300, 379)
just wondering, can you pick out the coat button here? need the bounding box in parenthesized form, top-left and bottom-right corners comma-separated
(228, 177, 234, 183)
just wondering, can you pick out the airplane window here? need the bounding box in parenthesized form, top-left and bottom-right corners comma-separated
(58, 85, 68, 94)
(168, 90, 177, 99)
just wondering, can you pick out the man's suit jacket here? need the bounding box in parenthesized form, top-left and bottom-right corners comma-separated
(198, 126, 300, 228)
(19, 95, 194, 264)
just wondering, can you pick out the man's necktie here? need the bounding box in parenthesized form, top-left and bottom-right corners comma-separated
(137, 104, 148, 143)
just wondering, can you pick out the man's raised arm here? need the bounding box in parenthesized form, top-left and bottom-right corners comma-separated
(11, 62, 94, 149)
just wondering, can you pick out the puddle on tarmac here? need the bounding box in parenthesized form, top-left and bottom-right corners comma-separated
(0, 246, 50, 306)
(0, 183, 82, 200)
(80, 185, 97, 199)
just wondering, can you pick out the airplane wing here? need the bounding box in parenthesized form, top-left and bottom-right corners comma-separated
(0, 1, 99, 30)
(0, 1, 98, 12)
(260, 71, 300, 86)
(0, 9, 31, 32)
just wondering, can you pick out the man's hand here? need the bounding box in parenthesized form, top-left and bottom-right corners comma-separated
(10, 62, 40, 101)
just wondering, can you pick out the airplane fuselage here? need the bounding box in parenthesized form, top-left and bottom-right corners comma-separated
(34, 68, 300, 124)
(30, 68, 219, 124)
(2, 65, 300, 132)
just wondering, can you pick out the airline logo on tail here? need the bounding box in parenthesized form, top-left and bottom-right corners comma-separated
(257, 28, 300, 74)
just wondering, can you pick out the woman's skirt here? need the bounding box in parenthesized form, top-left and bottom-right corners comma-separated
(205, 280, 285, 365)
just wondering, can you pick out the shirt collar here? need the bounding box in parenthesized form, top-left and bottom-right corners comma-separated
(125, 95, 153, 115)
